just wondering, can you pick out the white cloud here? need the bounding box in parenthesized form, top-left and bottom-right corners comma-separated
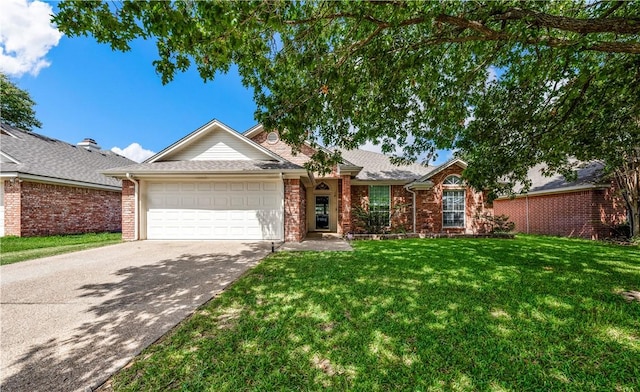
(111, 143, 155, 163)
(0, 0, 62, 76)
(486, 66, 498, 85)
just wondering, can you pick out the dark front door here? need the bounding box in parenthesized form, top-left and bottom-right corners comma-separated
(315, 196, 329, 230)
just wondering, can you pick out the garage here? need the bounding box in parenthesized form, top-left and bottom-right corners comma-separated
(145, 180, 283, 240)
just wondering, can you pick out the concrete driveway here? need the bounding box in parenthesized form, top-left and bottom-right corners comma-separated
(1, 240, 273, 392)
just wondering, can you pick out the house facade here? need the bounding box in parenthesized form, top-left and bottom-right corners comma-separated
(105, 120, 491, 242)
(494, 162, 627, 239)
(0, 123, 134, 237)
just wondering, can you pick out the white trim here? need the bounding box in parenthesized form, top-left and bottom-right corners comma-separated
(417, 158, 468, 182)
(495, 183, 608, 199)
(243, 123, 265, 138)
(368, 184, 392, 226)
(147, 120, 285, 163)
(126, 173, 140, 241)
(405, 180, 435, 190)
(442, 189, 466, 229)
(103, 169, 309, 178)
(0, 151, 20, 164)
(0, 172, 121, 191)
(352, 179, 413, 186)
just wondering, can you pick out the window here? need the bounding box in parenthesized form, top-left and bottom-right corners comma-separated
(443, 190, 465, 227)
(369, 185, 390, 226)
(315, 182, 330, 191)
(443, 175, 463, 185)
(266, 131, 279, 144)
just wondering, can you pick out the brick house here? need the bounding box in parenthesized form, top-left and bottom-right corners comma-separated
(0, 123, 134, 237)
(493, 161, 628, 239)
(103, 119, 491, 242)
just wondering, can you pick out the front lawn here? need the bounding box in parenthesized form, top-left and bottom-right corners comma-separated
(0, 232, 122, 265)
(110, 236, 639, 391)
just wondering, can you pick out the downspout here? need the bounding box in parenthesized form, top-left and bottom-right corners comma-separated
(405, 185, 417, 234)
(280, 172, 285, 241)
(525, 195, 530, 234)
(126, 173, 139, 241)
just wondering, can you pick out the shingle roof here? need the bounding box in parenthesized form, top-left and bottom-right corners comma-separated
(516, 161, 606, 193)
(102, 160, 304, 175)
(0, 123, 134, 188)
(336, 148, 435, 181)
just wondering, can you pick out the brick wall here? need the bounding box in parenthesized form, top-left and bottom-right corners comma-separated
(4, 180, 121, 237)
(251, 131, 316, 167)
(284, 178, 305, 242)
(391, 185, 413, 232)
(121, 180, 136, 241)
(350, 185, 368, 232)
(415, 165, 489, 234)
(339, 175, 352, 234)
(3, 180, 22, 236)
(494, 187, 627, 239)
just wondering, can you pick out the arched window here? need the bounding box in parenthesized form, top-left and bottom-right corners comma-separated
(315, 182, 330, 191)
(442, 176, 464, 227)
(443, 175, 463, 186)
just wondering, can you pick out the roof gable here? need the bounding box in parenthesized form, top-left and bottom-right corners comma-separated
(149, 120, 282, 163)
(417, 158, 468, 182)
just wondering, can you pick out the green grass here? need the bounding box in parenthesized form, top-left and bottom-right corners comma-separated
(0, 232, 122, 265)
(111, 236, 639, 391)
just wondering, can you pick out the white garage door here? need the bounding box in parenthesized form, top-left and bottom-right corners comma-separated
(146, 180, 283, 240)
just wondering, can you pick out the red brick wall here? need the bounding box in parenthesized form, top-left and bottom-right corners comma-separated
(349, 178, 487, 234)
(339, 175, 352, 234)
(251, 131, 316, 167)
(284, 178, 305, 241)
(494, 187, 627, 239)
(414, 165, 490, 234)
(4, 180, 22, 236)
(252, 130, 340, 178)
(121, 180, 136, 241)
(4, 180, 121, 237)
(350, 185, 368, 232)
(391, 185, 413, 232)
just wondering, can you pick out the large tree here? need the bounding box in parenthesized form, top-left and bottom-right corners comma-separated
(54, 0, 640, 235)
(0, 73, 42, 131)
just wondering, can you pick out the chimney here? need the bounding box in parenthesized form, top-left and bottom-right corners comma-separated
(77, 138, 101, 151)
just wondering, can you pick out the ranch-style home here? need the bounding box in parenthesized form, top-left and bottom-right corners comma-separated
(494, 161, 628, 239)
(0, 123, 134, 237)
(104, 119, 492, 242)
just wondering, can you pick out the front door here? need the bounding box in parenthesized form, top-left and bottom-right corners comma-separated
(315, 195, 330, 230)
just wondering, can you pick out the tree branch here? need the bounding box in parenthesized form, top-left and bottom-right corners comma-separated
(492, 7, 640, 34)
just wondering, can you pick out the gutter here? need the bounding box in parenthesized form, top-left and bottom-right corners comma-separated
(0, 172, 121, 192)
(126, 173, 140, 241)
(404, 185, 417, 234)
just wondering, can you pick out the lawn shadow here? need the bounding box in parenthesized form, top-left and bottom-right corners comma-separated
(146, 237, 640, 390)
(0, 242, 271, 392)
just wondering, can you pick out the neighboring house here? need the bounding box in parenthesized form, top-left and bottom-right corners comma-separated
(0, 123, 134, 237)
(493, 162, 627, 239)
(103, 119, 491, 242)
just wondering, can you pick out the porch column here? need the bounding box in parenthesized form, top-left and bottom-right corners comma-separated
(4, 180, 22, 236)
(121, 180, 136, 241)
(340, 175, 352, 235)
(284, 178, 304, 242)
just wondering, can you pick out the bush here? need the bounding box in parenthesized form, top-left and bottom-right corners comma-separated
(476, 213, 515, 233)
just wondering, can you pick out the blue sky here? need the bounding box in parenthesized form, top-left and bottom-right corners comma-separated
(1, 0, 452, 164)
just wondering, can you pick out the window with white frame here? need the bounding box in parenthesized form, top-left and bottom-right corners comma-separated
(443, 185, 465, 228)
(443, 175, 463, 185)
(369, 185, 390, 227)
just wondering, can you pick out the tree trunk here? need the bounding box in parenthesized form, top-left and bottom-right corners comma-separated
(614, 148, 640, 238)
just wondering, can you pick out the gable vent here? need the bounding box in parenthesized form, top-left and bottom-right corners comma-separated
(77, 138, 101, 151)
